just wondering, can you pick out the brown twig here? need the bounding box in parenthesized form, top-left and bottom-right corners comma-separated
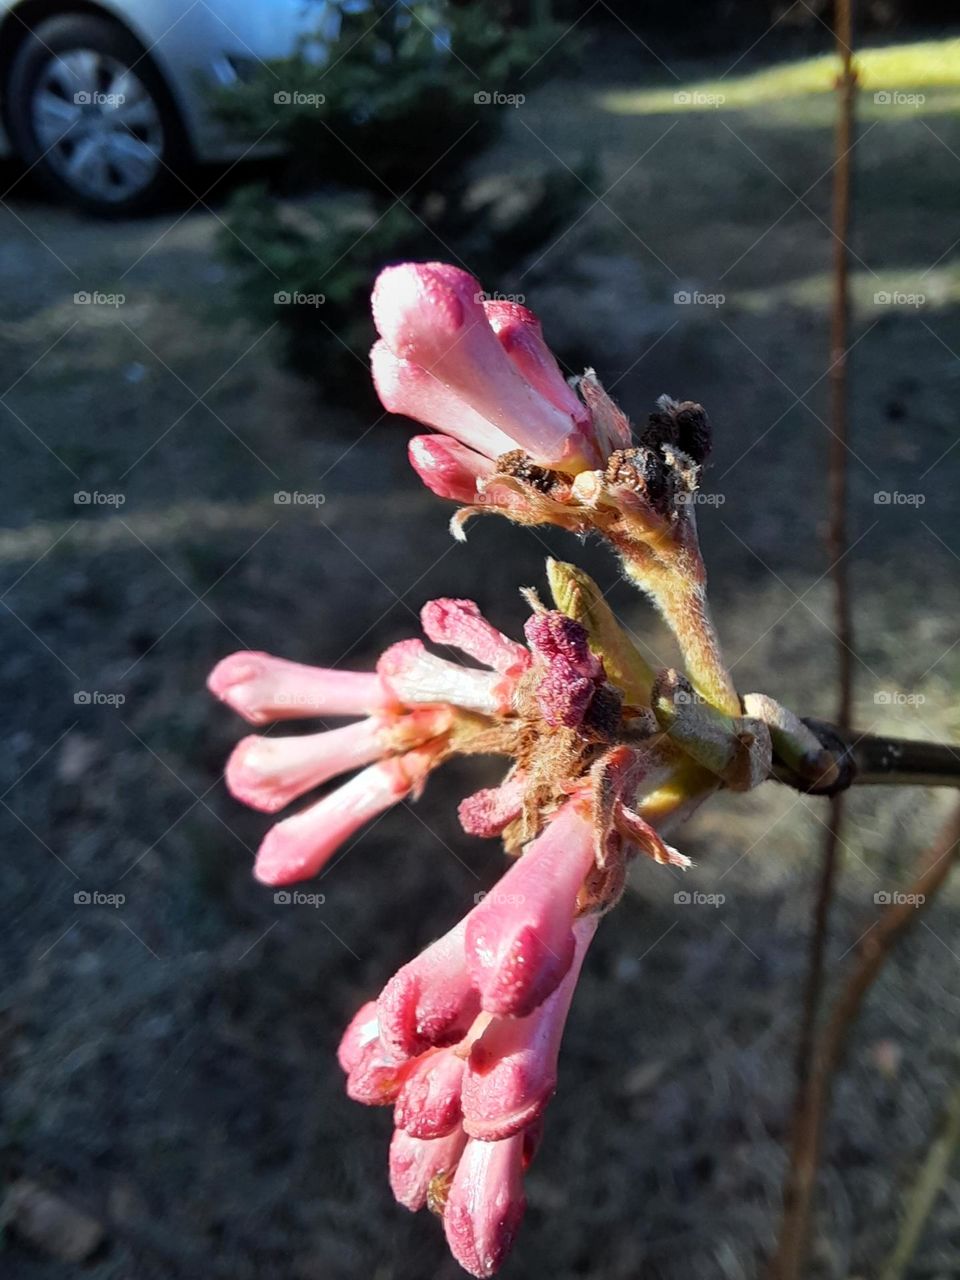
(770, 5, 858, 1276)
(771, 725, 960, 793)
(879, 1048, 960, 1280)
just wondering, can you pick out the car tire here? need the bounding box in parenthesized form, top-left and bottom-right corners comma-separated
(5, 13, 190, 216)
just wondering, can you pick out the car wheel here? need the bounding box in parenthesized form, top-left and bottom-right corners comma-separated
(6, 13, 189, 215)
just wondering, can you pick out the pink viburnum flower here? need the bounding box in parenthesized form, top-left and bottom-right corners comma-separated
(369, 262, 653, 530)
(200, 263, 809, 1275)
(210, 588, 706, 1275)
(371, 262, 611, 481)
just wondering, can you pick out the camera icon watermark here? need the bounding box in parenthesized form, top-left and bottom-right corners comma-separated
(474, 89, 525, 108)
(475, 289, 526, 305)
(674, 289, 725, 308)
(873, 490, 925, 506)
(74, 690, 126, 706)
(674, 890, 725, 907)
(873, 690, 926, 706)
(273, 490, 326, 507)
(274, 89, 325, 107)
(74, 490, 125, 507)
(274, 290, 325, 307)
(74, 889, 126, 907)
(677, 491, 726, 506)
(673, 90, 725, 108)
(873, 890, 925, 907)
(75, 90, 125, 107)
(873, 90, 925, 108)
(873, 290, 925, 308)
(74, 290, 125, 307)
(273, 889, 325, 907)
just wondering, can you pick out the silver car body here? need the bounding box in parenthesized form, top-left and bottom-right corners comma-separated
(0, 0, 345, 159)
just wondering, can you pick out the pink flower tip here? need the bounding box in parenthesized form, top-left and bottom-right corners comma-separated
(443, 1133, 527, 1278)
(408, 435, 493, 504)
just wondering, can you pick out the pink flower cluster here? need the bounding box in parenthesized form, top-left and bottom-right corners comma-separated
(371, 261, 631, 506)
(208, 599, 609, 1274)
(341, 804, 598, 1277)
(208, 598, 528, 886)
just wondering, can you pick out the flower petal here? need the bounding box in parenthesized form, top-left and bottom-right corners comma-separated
(420, 599, 530, 675)
(389, 1125, 467, 1213)
(253, 755, 426, 885)
(378, 639, 512, 716)
(394, 1048, 466, 1139)
(226, 718, 386, 813)
(372, 262, 581, 467)
(208, 651, 395, 725)
(465, 800, 595, 1017)
(443, 1133, 527, 1278)
(408, 434, 494, 503)
(461, 915, 597, 1140)
(377, 915, 481, 1061)
(373, 339, 518, 458)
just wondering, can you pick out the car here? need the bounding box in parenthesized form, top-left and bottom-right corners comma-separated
(0, 0, 350, 214)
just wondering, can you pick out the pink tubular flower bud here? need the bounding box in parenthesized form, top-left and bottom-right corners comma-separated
(465, 800, 596, 1017)
(377, 916, 481, 1062)
(461, 915, 598, 1140)
(483, 299, 591, 435)
(207, 651, 395, 725)
(408, 434, 494, 504)
(378, 639, 513, 717)
(371, 262, 583, 468)
(337, 1000, 380, 1075)
(225, 718, 387, 814)
(420, 599, 530, 676)
(253, 752, 433, 886)
(338, 1002, 416, 1106)
(443, 1132, 527, 1279)
(372, 340, 518, 459)
(394, 1047, 466, 1139)
(389, 1125, 468, 1213)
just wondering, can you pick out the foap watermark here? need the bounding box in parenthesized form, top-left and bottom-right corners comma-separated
(74, 290, 125, 307)
(474, 90, 525, 108)
(873, 490, 925, 506)
(74, 690, 125, 707)
(874, 690, 926, 707)
(673, 688, 709, 706)
(74, 490, 125, 507)
(473, 890, 526, 906)
(674, 90, 725, 108)
(874, 890, 925, 907)
(274, 90, 325, 107)
(274, 490, 326, 507)
(674, 289, 725, 308)
(678, 491, 726, 507)
(874, 90, 925, 108)
(274, 890, 326, 907)
(75, 90, 125, 107)
(273, 692, 324, 711)
(74, 889, 126, 907)
(873, 290, 925, 309)
(274, 290, 325, 307)
(475, 290, 526, 305)
(674, 890, 725, 907)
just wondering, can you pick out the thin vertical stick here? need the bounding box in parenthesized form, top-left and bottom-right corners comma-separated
(770, 4, 857, 1276)
(880, 1059, 960, 1280)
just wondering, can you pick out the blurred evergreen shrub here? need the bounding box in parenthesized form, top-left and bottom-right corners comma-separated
(213, 1, 589, 404)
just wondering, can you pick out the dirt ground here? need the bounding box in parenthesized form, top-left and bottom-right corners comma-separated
(2, 29, 960, 1280)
